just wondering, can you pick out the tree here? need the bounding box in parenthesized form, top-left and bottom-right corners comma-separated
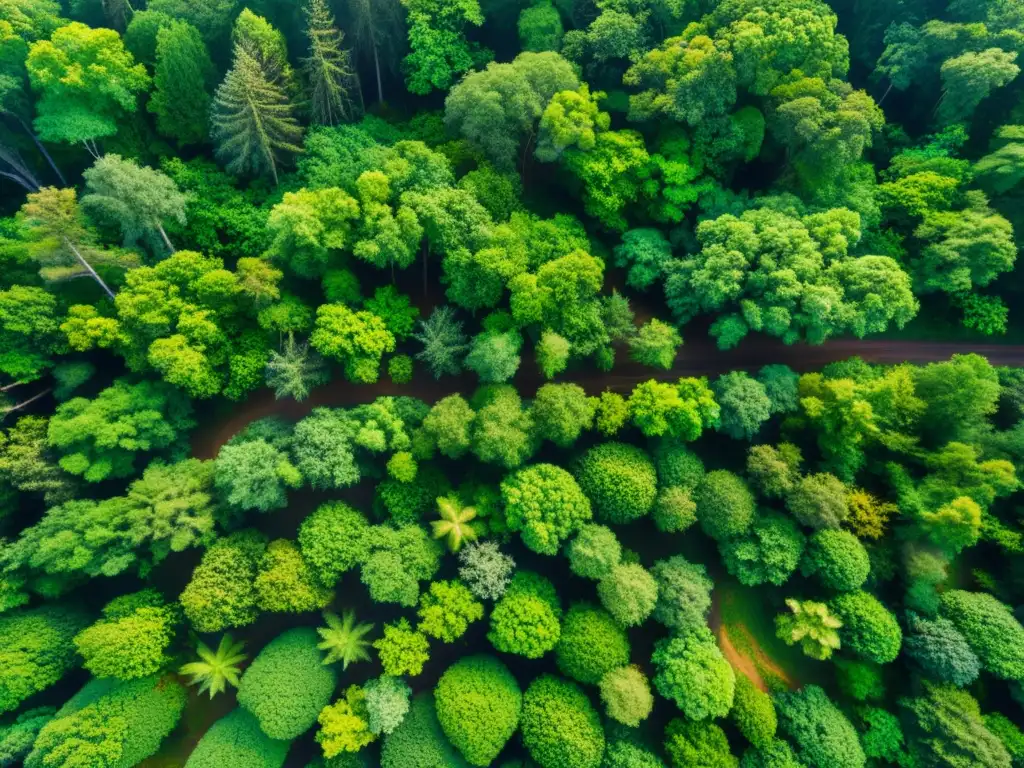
(775, 685, 865, 768)
(179, 634, 247, 698)
(715, 372, 772, 440)
(940, 590, 1024, 681)
(316, 685, 375, 756)
(829, 591, 902, 664)
(26, 22, 149, 149)
(211, 43, 303, 184)
(414, 306, 469, 378)
(598, 562, 658, 627)
(185, 708, 290, 768)
(629, 319, 682, 369)
(364, 675, 412, 736)
(664, 719, 739, 768)
(787, 473, 850, 529)
(303, 0, 360, 125)
(254, 539, 333, 613)
(721, 512, 805, 586)
(0, 415, 74, 506)
(536, 330, 571, 379)
(402, 0, 488, 96)
(311, 303, 396, 383)
(651, 556, 713, 633)
(521, 675, 605, 768)
(149, 20, 214, 146)
(353, 173, 423, 274)
(613, 228, 673, 291)
(431, 496, 480, 553)
(628, 379, 720, 440)
(519, 2, 563, 52)
(317, 610, 374, 670)
(556, 603, 630, 684)
(600, 666, 654, 728)
(501, 463, 592, 555)
(417, 579, 483, 642)
(435, 656, 522, 765)
(903, 613, 980, 687)
(458, 541, 514, 601)
(0, 707, 55, 768)
(567, 523, 622, 580)
(465, 330, 522, 383)
(531, 383, 595, 447)
(345, 0, 405, 104)
(488, 571, 562, 658)
(265, 334, 329, 401)
(563, 129, 651, 231)
(471, 385, 538, 469)
(732, 675, 777, 749)
(975, 125, 1024, 195)
(180, 531, 267, 633)
(652, 626, 735, 721)
(82, 154, 187, 253)
(938, 49, 1019, 126)
(374, 618, 430, 676)
(215, 438, 300, 513)
(237, 628, 338, 740)
(574, 442, 657, 523)
(694, 470, 756, 541)
(801, 529, 870, 591)
(900, 683, 1011, 768)
(775, 598, 842, 661)
(0, 286, 64, 382)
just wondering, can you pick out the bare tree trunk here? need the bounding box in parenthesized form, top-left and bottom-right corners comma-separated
(3, 388, 51, 417)
(0, 169, 37, 191)
(0, 380, 26, 393)
(157, 224, 176, 254)
(422, 241, 429, 297)
(877, 81, 894, 107)
(14, 116, 66, 186)
(373, 44, 384, 104)
(0, 144, 41, 191)
(65, 238, 116, 300)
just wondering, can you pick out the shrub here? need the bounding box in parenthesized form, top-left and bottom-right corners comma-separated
(0, 605, 89, 715)
(599, 666, 654, 727)
(26, 676, 186, 768)
(255, 539, 334, 613)
(567, 523, 622, 580)
(74, 590, 178, 680)
(651, 555, 713, 633)
(185, 708, 290, 768)
(458, 541, 515, 600)
(521, 675, 605, 768)
(237, 628, 338, 740)
(835, 659, 885, 702)
(652, 627, 734, 721)
(664, 719, 738, 768)
(653, 487, 698, 533)
(829, 592, 902, 664)
(940, 590, 1024, 680)
(983, 713, 1024, 767)
(417, 580, 484, 643)
(746, 444, 801, 499)
(316, 685, 374, 756)
(435, 656, 522, 766)
(489, 571, 562, 658)
(775, 599, 842, 661)
(573, 442, 657, 524)
(381, 694, 470, 768)
(598, 562, 659, 627)
(731, 676, 777, 749)
(180, 531, 267, 633)
(365, 675, 412, 736)
(604, 738, 667, 768)
(899, 683, 1008, 768)
(0, 707, 54, 768)
(719, 513, 805, 587)
(801, 529, 870, 591)
(775, 685, 865, 768)
(787, 474, 850, 529)
(298, 503, 374, 585)
(654, 442, 705, 489)
(502, 463, 592, 555)
(556, 603, 630, 684)
(375, 619, 430, 677)
(389, 354, 414, 384)
(695, 470, 756, 541)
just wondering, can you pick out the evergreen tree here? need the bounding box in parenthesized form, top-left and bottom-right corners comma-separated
(302, 0, 361, 125)
(211, 43, 304, 185)
(149, 20, 214, 146)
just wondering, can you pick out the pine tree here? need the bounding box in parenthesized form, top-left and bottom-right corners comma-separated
(211, 43, 304, 185)
(265, 333, 329, 402)
(302, 0, 361, 125)
(149, 20, 214, 146)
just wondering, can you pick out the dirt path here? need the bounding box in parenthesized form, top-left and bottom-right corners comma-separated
(193, 334, 1024, 458)
(709, 595, 797, 693)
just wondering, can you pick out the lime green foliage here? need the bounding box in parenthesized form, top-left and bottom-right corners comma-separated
(299, 503, 374, 585)
(653, 487, 698, 533)
(502, 463, 591, 555)
(574, 442, 657, 524)
(185, 708, 289, 768)
(489, 571, 562, 658)
(255, 539, 333, 613)
(74, 589, 178, 680)
(556, 603, 630, 684)
(594, 391, 629, 436)
(651, 556, 713, 632)
(695, 470, 756, 541)
(418, 580, 484, 642)
(435, 655, 522, 765)
(0, 605, 88, 715)
(180, 531, 267, 633)
(731, 676, 777, 749)
(389, 354, 414, 384)
(802, 529, 870, 591)
(471, 385, 538, 469)
(776, 685, 865, 768)
(0, 286, 64, 383)
(829, 591, 902, 664)
(720, 512, 805, 587)
(317, 611, 374, 670)
(983, 714, 1024, 767)
(536, 330, 571, 379)
(599, 666, 653, 727)
(0, 707, 55, 768)
(628, 379, 720, 440)
(568, 523, 622, 580)
(786, 473, 850, 530)
(311, 302, 396, 383)
(664, 720, 738, 768)
(375, 618, 430, 676)
(237, 628, 338, 740)
(629, 319, 682, 370)
(775, 598, 842, 661)
(47, 378, 194, 482)
(381, 693, 470, 768)
(316, 685, 375, 756)
(599, 562, 659, 627)
(180, 634, 247, 699)
(25, 675, 186, 768)
(532, 383, 595, 448)
(521, 675, 605, 768)
(431, 496, 480, 552)
(940, 590, 1024, 680)
(518, 2, 563, 52)
(652, 626, 735, 721)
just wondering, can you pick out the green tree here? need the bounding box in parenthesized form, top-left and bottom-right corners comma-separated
(531, 383, 595, 448)
(600, 666, 654, 728)
(402, 0, 488, 96)
(694, 469, 756, 541)
(628, 378, 720, 440)
(562, 129, 651, 230)
(465, 330, 522, 383)
(651, 555, 713, 633)
(414, 306, 469, 378)
(459, 541, 515, 601)
(0, 286, 64, 382)
(613, 228, 673, 291)
(664, 719, 739, 768)
(829, 591, 902, 664)
(521, 675, 605, 768)
(317, 610, 374, 670)
(903, 613, 980, 687)
(536, 330, 570, 379)
(598, 562, 659, 627)
(364, 675, 412, 736)
(211, 42, 303, 184)
(435, 655, 522, 765)
(900, 683, 1010, 768)
(574, 442, 656, 523)
(501, 463, 592, 554)
(714, 371, 772, 440)
(311, 303, 396, 383)
(180, 531, 267, 633)
(179, 634, 247, 698)
(488, 571, 562, 658)
(940, 590, 1024, 681)
(303, 0, 360, 125)
(519, 2, 564, 52)
(417, 579, 483, 642)
(265, 334, 329, 401)
(938, 49, 1019, 126)
(775, 598, 842, 661)
(556, 603, 630, 684)
(254, 539, 333, 613)
(381, 693, 469, 768)
(629, 319, 682, 369)
(74, 590, 178, 681)
(775, 685, 865, 768)
(787, 473, 850, 529)
(720, 512, 805, 586)
(266, 186, 359, 278)
(149, 20, 214, 146)
(652, 626, 735, 721)
(732, 675, 777, 749)
(536, 85, 610, 162)
(431, 496, 480, 553)
(215, 438, 301, 513)
(185, 708, 289, 768)
(801, 529, 870, 591)
(374, 618, 430, 676)
(567, 523, 621, 581)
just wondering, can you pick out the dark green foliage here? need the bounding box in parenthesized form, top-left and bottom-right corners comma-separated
(185, 708, 290, 768)
(0, 707, 54, 768)
(574, 442, 657, 524)
(900, 683, 1010, 768)
(903, 613, 980, 686)
(381, 693, 470, 768)
(521, 675, 605, 768)
(654, 442, 705, 489)
(940, 590, 1024, 680)
(829, 591, 902, 664)
(714, 371, 772, 441)
(775, 685, 865, 768)
(650, 555, 713, 632)
(983, 714, 1024, 768)
(237, 628, 338, 740)
(695, 470, 756, 541)
(720, 512, 805, 586)
(556, 603, 629, 684)
(435, 656, 522, 765)
(802, 529, 870, 591)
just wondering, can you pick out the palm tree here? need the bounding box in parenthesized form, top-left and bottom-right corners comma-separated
(317, 610, 374, 669)
(179, 634, 247, 698)
(431, 496, 479, 553)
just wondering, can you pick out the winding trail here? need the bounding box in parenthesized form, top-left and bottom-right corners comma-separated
(193, 337, 1024, 458)
(193, 334, 1024, 458)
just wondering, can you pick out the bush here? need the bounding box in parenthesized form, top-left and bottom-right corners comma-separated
(651, 556, 713, 633)
(375, 619, 430, 677)
(255, 539, 334, 613)
(502, 464, 592, 555)
(829, 592, 902, 664)
(835, 659, 885, 702)
(26, 676, 186, 768)
(573, 443, 657, 524)
(531, 383, 596, 447)
(775, 685, 865, 768)
(664, 719, 738, 768)
(237, 628, 338, 740)
(435, 656, 522, 766)
(719, 513, 805, 587)
(654, 442, 705, 489)
(316, 685, 374, 756)
(598, 562, 659, 627)
(181, 531, 267, 633)
(381, 693, 470, 768)
(801, 529, 870, 591)
(74, 590, 178, 680)
(653, 487, 698, 533)
(604, 738, 667, 768)
(389, 354, 414, 384)
(185, 708, 290, 768)
(940, 590, 1024, 680)
(731, 676, 776, 749)
(652, 627, 735, 721)
(298, 503, 374, 585)
(0, 707, 54, 767)
(521, 675, 605, 768)
(740, 739, 803, 768)
(488, 572, 562, 658)
(983, 713, 1024, 766)
(417, 580, 484, 643)
(556, 603, 630, 684)
(600, 666, 654, 727)
(567, 523, 622, 580)
(695, 470, 756, 541)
